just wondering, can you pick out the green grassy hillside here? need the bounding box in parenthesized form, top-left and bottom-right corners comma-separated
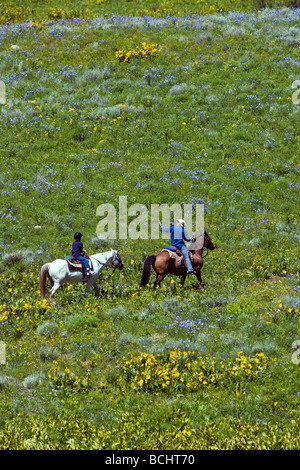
(0, 1, 299, 449)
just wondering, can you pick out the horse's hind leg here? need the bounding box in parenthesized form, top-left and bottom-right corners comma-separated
(49, 281, 61, 306)
(153, 274, 164, 289)
(49, 276, 54, 291)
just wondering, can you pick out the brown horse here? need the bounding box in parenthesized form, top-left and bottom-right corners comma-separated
(139, 231, 215, 289)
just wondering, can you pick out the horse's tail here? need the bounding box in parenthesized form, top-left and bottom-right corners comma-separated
(40, 263, 51, 299)
(140, 255, 156, 287)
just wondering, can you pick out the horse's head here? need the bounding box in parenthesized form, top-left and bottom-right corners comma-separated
(203, 231, 216, 251)
(111, 249, 124, 270)
(190, 231, 215, 251)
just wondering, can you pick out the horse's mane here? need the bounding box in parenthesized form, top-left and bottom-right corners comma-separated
(188, 232, 205, 251)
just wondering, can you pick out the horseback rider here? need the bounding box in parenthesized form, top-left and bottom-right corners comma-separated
(158, 219, 196, 275)
(72, 232, 94, 280)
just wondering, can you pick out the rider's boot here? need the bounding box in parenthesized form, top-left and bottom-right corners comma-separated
(82, 265, 88, 282)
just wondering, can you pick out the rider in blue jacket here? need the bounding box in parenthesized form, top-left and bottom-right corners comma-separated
(159, 219, 196, 275)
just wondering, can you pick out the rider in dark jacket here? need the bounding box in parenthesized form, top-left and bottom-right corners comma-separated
(72, 232, 94, 279)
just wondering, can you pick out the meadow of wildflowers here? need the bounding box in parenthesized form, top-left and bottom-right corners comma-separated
(0, 0, 299, 450)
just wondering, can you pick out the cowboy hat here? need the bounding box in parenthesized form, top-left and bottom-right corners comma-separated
(176, 219, 186, 227)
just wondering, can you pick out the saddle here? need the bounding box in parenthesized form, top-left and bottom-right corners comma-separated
(162, 246, 193, 269)
(64, 255, 93, 279)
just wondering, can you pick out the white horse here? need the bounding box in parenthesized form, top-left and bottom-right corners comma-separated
(39, 249, 123, 306)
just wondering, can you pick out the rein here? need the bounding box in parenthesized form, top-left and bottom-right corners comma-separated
(90, 252, 120, 269)
(90, 256, 111, 267)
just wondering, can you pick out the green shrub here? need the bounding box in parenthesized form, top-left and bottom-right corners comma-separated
(22, 371, 46, 389)
(66, 315, 99, 331)
(36, 321, 58, 336)
(0, 413, 299, 449)
(47, 7, 64, 20)
(39, 346, 59, 362)
(0, 6, 31, 24)
(116, 349, 275, 394)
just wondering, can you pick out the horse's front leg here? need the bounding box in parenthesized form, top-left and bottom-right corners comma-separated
(180, 274, 187, 286)
(84, 277, 97, 298)
(195, 269, 203, 285)
(92, 280, 100, 298)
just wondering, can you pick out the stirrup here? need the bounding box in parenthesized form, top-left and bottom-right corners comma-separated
(187, 269, 196, 275)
